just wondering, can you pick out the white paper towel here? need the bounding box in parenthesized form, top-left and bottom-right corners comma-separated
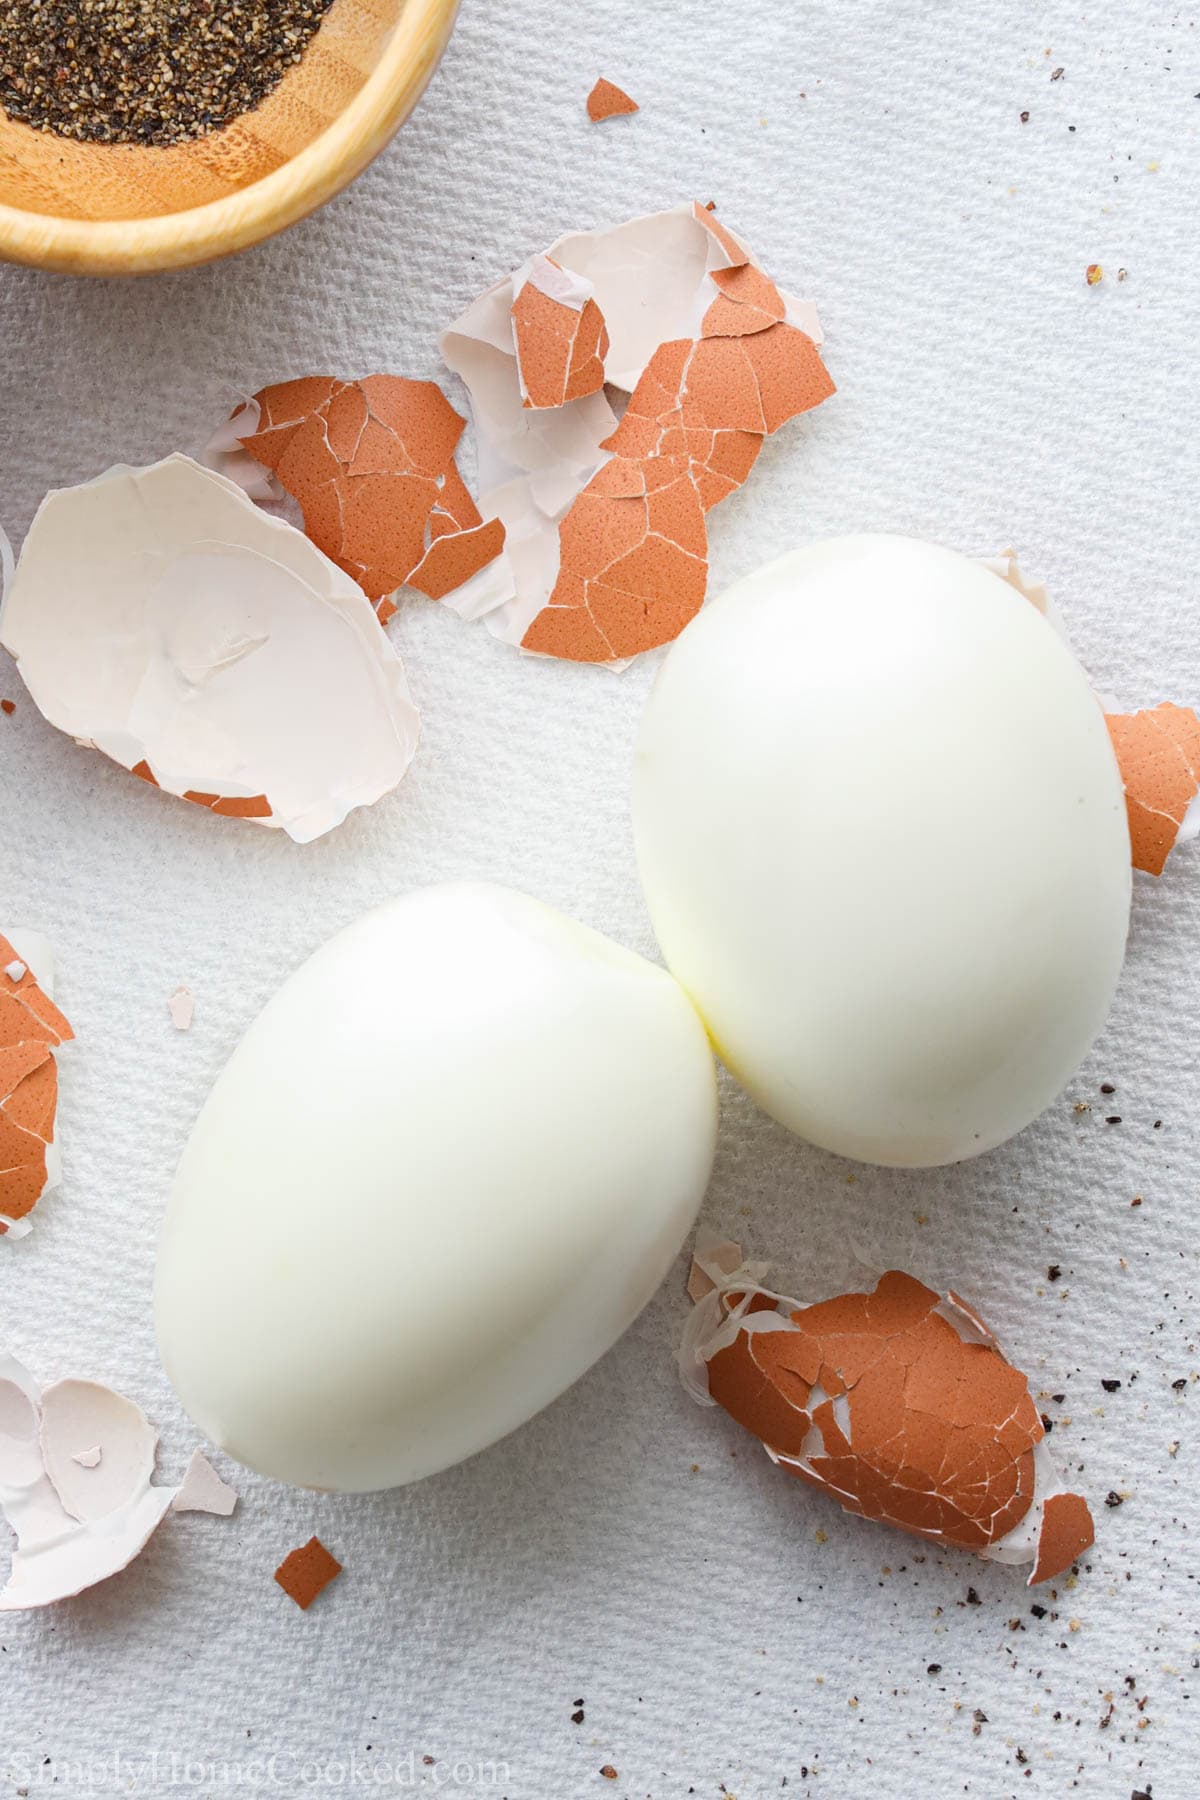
(0, 0, 1197, 1794)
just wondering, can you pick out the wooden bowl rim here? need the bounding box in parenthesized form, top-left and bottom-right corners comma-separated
(0, 0, 459, 277)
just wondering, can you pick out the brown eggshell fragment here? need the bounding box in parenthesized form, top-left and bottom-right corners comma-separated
(587, 78, 639, 121)
(523, 317, 832, 661)
(693, 202, 751, 266)
(275, 1536, 342, 1610)
(0, 936, 73, 1236)
(239, 377, 505, 617)
(706, 1333, 814, 1460)
(440, 202, 833, 664)
(1030, 1490, 1095, 1585)
(512, 260, 611, 410)
(409, 518, 509, 602)
(685, 1259, 1095, 1583)
(701, 263, 787, 337)
(183, 790, 273, 821)
(1105, 702, 1200, 875)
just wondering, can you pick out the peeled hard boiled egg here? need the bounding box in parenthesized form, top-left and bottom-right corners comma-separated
(633, 535, 1131, 1168)
(156, 883, 716, 1492)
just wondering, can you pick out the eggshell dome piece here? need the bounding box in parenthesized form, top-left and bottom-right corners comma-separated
(633, 536, 1131, 1167)
(155, 884, 717, 1492)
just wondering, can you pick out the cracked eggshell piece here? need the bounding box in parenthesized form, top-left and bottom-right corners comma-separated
(0, 931, 73, 1238)
(1105, 702, 1200, 876)
(156, 882, 718, 1493)
(0, 1356, 177, 1610)
(0, 455, 419, 845)
(233, 378, 506, 624)
(634, 536, 1132, 1167)
(439, 203, 832, 662)
(683, 1260, 1094, 1584)
(173, 1448, 238, 1516)
(511, 257, 611, 410)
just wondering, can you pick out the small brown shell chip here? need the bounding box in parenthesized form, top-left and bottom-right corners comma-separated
(1031, 1491, 1095, 1585)
(274, 1535, 342, 1610)
(1105, 702, 1200, 875)
(587, 79, 639, 121)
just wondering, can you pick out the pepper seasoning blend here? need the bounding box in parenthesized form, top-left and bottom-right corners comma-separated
(0, 0, 338, 146)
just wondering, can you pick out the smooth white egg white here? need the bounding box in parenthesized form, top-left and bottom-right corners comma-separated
(155, 883, 717, 1491)
(633, 535, 1131, 1168)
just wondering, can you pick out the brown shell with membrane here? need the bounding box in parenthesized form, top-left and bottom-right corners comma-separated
(240, 376, 505, 625)
(702, 1269, 1093, 1583)
(1106, 702, 1200, 875)
(0, 936, 73, 1233)
(522, 208, 835, 662)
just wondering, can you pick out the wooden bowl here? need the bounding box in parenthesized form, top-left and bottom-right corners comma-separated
(0, 0, 459, 277)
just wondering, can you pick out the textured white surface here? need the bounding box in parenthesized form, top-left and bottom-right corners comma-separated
(0, 1, 1197, 1795)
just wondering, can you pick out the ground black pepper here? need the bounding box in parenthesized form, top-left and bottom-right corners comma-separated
(0, 0, 337, 146)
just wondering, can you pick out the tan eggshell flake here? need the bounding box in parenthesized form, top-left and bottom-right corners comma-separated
(682, 1256, 1094, 1583)
(0, 933, 73, 1238)
(173, 1447, 239, 1516)
(1105, 702, 1200, 875)
(0, 456, 420, 844)
(275, 1536, 342, 1610)
(587, 78, 639, 121)
(0, 1356, 179, 1610)
(981, 549, 1050, 618)
(440, 202, 834, 664)
(168, 985, 195, 1031)
(686, 1226, 746, 1303)
(238, 375, 506, 622)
